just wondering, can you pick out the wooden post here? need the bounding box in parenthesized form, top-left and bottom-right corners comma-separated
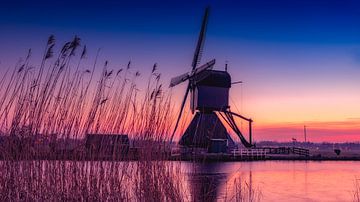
(249, 119, 253, 145)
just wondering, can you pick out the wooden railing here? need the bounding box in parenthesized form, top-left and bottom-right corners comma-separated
(170, 146, 310, 158)
(230, 148, 267, 159)
(261, 147, 309, 157)
(291, 147, 310, 156)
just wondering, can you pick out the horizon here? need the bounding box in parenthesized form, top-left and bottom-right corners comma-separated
(1, 0, 360, 142)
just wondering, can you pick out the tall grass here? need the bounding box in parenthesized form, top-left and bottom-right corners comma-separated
(230, 178, 262, 202)
(0, 36, 260, 201)
(0, 161, 186, 201)
(0, 35, 177, 199)
(0, 35, 174, 155)
(354, 178, 360, 202)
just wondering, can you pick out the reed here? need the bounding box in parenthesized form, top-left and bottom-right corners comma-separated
(354, 178, 360, 202)
(221, 176, 262, 202)
(0, 35, 174, 151)
(0, 36, 260, 201)
(0, 35, 179, 200)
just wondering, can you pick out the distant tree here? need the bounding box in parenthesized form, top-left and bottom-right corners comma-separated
(334, 149, 341, 156)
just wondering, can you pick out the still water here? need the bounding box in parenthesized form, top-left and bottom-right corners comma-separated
(181, 161, 360, 202)
(1, 160, 359, 201)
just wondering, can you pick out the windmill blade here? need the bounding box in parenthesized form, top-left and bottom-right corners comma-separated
(170, 83, 191, 142)
(191, 6, 210, 70)
(191, 59, 215, 76)
(169, 72, 190, 87)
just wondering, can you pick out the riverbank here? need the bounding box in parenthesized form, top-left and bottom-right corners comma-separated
(2, 149, 360, 162)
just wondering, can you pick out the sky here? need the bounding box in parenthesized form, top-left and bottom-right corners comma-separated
(0, 0, 360, 142)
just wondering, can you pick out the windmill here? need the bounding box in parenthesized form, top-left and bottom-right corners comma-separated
(169, 7, 253, 152)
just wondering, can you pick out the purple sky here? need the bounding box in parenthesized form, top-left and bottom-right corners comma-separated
(1, 0, 360, 142)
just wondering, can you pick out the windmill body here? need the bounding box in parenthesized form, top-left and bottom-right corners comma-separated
(190, 70, 230, 113)
(180, 70, 235, 151)
(170, 7, 253, 152)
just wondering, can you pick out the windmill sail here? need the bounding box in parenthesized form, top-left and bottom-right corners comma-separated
(169, 59, 216, 88)
(169, 72, 190, 87)
(170, 83, 191, 142)
(191, 7, 210, 70)
(192, 59, 215, 75)
(170, 7, 210, 143)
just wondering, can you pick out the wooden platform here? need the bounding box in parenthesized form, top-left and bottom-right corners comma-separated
(170, 146, 310, 161)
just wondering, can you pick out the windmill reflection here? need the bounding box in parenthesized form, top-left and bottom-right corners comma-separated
(185, 162, 255, 201)
(187, 163, 227, 201)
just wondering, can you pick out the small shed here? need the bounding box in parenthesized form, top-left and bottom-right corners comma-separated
(208, 138, 228, 153)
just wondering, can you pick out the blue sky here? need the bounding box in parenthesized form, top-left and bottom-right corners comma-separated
(1, 0, 360, 141)
(1, 0, 360, 43)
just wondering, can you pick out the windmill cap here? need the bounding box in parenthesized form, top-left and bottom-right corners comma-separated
(193, 70, 231, 88)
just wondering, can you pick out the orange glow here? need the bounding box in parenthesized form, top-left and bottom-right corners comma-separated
(171, 85, 360, 143)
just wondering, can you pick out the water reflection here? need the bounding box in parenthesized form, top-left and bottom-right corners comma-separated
(182, 161, 360, 202)
(183, 162, 256, 201)
(187, 163, 228, 201)
(0, 160, 359, 201)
